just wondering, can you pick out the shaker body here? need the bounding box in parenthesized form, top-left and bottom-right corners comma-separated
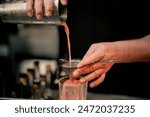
(0, 0, 67, 25)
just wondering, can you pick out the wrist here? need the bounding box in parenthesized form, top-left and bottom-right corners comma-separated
(112, 38, 150, 63)
(110, 41, 126, 63)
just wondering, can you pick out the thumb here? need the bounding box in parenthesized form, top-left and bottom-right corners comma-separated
(60, 0, 68, 5)
(78, 53, 102, 68)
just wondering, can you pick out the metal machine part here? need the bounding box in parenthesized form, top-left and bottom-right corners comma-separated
(60, 59, 114, 76)
(0, 0, 67, 25)
(60, 59, 80, 76)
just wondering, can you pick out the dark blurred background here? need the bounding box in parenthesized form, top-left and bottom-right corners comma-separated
(0, 0, 150, 99)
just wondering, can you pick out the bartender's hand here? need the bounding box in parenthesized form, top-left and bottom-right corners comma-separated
(26, 0, 68, 20)
(72, 35, 150, 88)
(72, 42, 116, 88)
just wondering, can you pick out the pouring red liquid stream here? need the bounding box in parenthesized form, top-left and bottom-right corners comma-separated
(61, 22, 73, 81)
(61, 22, 72, 67)
(60, 22, 84, 100)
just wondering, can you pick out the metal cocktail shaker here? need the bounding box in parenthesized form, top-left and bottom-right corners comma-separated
(0, 0, 67, 25)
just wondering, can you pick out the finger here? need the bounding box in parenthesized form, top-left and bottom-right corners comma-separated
(45, 0, 53, 17)
(79, 68, 104, 84)
(78, 53, 104, 68)
(73, 62, 105, 78)
(60, 0, 68, 5)
(77, 54, 102, 68)
(90, 74, 105, 88)
(26, 0, 34, 17)
(34, 0, 44, 20)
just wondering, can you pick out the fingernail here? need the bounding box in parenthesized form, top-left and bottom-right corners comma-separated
(37, 14, 42, 20)
(46, 11, 52, 17)
(80, 79, 85, 83)
(90, 83, 95, 88)
(77, 63, 82, 68)
(61, 0, 67, 5)
(72, 71, 79, 77)
(28, 11, 33, 17)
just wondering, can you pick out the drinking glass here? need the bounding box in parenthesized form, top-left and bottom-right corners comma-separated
(59, 76, 88, 100)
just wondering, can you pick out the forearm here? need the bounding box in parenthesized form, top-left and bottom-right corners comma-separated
(113, 35, 150, 63)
